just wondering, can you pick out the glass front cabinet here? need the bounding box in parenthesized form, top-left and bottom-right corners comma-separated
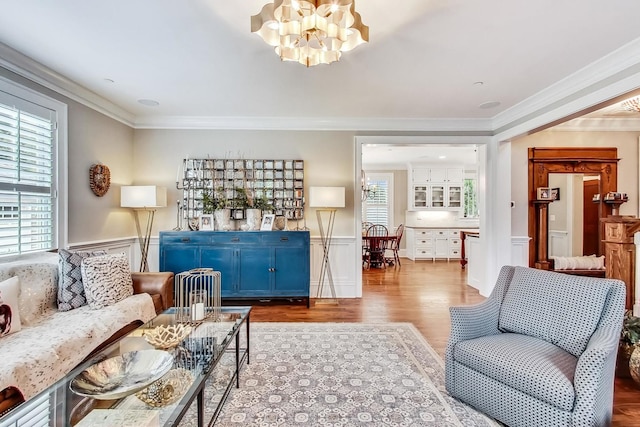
(409, 166, 464, 211)
(413, 185, 429, 208)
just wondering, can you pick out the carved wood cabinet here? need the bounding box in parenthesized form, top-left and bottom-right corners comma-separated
(602, 217, 640, 309)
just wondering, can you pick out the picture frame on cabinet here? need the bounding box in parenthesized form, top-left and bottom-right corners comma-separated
(537, 187, 553, 201)
(200, 214, 213, 230)
(551, 187, 560, 201)
(261, 214, 275, 230)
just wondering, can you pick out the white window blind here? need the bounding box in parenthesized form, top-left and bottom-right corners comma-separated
(0, 99, 54, 255)
(362, 173, 393, 228)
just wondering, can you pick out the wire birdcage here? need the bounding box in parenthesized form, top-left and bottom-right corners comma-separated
(174, 268, 221, 323)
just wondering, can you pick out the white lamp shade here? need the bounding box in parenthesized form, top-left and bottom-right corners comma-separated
(121, 186, 167, 208)
(308, 186, 345, 208)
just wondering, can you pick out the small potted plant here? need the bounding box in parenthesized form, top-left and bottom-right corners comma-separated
(618, 310, 640, 378)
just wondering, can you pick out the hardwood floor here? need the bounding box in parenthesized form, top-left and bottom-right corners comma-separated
(248, 259, 640, 426)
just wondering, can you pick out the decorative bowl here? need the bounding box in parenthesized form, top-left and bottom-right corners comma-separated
(135, 368, 194, 407)
(144, 324, 192, 349)
(69, 350, 173, 400)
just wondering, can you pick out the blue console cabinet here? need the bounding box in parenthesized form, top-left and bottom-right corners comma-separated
(159, 231, 310, 305)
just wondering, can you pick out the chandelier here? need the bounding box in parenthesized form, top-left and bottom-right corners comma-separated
(361, 170, 376, 201)
(622, 97, 640, 112)
(251, 0, 369, 67)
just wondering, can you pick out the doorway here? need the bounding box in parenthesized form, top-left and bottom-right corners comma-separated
(583, 178, 600, 255)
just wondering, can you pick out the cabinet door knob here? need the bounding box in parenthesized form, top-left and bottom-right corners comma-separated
(268, 267, 276, 272)
(280, 237, 289, 241)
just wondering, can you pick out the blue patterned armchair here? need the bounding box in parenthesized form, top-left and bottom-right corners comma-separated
(445, 266, 626, 427)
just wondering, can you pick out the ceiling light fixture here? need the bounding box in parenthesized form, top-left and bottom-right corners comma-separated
(251, 0, 369, 67)
(621, 97, 640, 112)
(361, 170, 376, 201)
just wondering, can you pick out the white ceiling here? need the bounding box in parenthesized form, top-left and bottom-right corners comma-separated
(362, 144, 478, 169)
(1, 0, 640, 126)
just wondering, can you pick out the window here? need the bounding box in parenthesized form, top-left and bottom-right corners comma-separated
(362, 173, 393, 228)
(0, 78, 66, 256)
(463, 175, 479, 218)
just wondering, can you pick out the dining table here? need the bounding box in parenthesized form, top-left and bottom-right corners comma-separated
(362, 234, 397, 268)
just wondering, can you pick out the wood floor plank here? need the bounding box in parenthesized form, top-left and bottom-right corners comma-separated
(248, 259, 640, 426)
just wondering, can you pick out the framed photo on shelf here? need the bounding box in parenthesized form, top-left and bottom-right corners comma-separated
(261, 214, 275, 231)
(551, 187, 560, 201)
(537, 187, 553, 201)
(200, 214, 214, 230)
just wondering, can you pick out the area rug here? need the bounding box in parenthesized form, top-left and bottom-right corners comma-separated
(179, 322, 500, 426)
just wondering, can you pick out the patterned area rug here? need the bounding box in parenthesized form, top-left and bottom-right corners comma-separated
(179, 322, 499, 426)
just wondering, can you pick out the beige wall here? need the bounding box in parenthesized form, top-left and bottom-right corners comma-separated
(0, 68, 136, 245)
(511, 130, 640, 236)
(132, 129, 357, 237)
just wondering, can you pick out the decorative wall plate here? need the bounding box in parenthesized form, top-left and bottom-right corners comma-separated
(89, 164, 111, 197)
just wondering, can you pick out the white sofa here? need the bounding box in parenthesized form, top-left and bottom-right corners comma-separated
(0, 252, 173, 414)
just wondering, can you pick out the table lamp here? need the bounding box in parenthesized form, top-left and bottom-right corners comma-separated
(121, 185, 167, 272)
(309, 186, 345, 301)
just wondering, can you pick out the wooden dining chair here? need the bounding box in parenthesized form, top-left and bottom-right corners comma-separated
(364, 225, 389, 269)
(386, 224, 404, 266)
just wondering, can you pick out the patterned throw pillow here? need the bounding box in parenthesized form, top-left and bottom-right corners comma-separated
(0, 276, 22, 336)
(57, 249, 107, 311)
(81, 253, 133, 310)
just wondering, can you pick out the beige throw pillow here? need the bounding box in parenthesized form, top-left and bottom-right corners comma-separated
(81, 253, 133, 310)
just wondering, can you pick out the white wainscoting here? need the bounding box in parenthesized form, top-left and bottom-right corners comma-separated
(548, 230, 569, 257)
(310, 236, 358, 298)
(69, 237, 152, 272)
(510, 236, 531, 267)
(70, 235, 360, 298)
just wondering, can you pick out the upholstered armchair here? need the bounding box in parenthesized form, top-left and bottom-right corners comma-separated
(445, 266, 626, 427)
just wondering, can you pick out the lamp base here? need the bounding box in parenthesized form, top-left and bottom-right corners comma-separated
(314, 298, 339, 306)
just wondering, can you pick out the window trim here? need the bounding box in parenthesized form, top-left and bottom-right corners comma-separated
(0, 75, 68, 253)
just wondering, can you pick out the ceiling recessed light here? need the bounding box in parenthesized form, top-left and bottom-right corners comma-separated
(439, 155, 446, 159)
(479, 101, 501, 109)
(138, 99, 160, 107)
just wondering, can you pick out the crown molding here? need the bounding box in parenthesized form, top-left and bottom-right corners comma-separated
(133, 115, 494, 132)
(492, 37, 640, 134)
(0, 42, 135, 127)
(549, 117, 640, 132)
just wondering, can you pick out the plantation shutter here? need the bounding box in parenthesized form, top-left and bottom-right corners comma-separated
(0, 392, 50, 426)
(363, 174, 392, 228)
(0, 96, 55, 256)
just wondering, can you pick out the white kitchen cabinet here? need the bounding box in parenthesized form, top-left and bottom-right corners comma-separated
(406, 227, 474, 261)
(446, 168, 464, 183)
(428, 168, 447, 182)
(408, 165, 464, 211)
(412, 185, 429, 208)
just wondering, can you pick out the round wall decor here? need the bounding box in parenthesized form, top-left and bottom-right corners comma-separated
(89, 164, 111, 197)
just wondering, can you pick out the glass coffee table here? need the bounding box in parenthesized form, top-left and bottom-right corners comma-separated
(1, 306, 251, 427)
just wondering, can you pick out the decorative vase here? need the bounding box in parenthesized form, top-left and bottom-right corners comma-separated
(213, 209, 232, 231)
(628, 345, 640, 384)
(617, 342, 634, 378)
(273, 216, 287, 231)
(246, 209, 262, 231)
